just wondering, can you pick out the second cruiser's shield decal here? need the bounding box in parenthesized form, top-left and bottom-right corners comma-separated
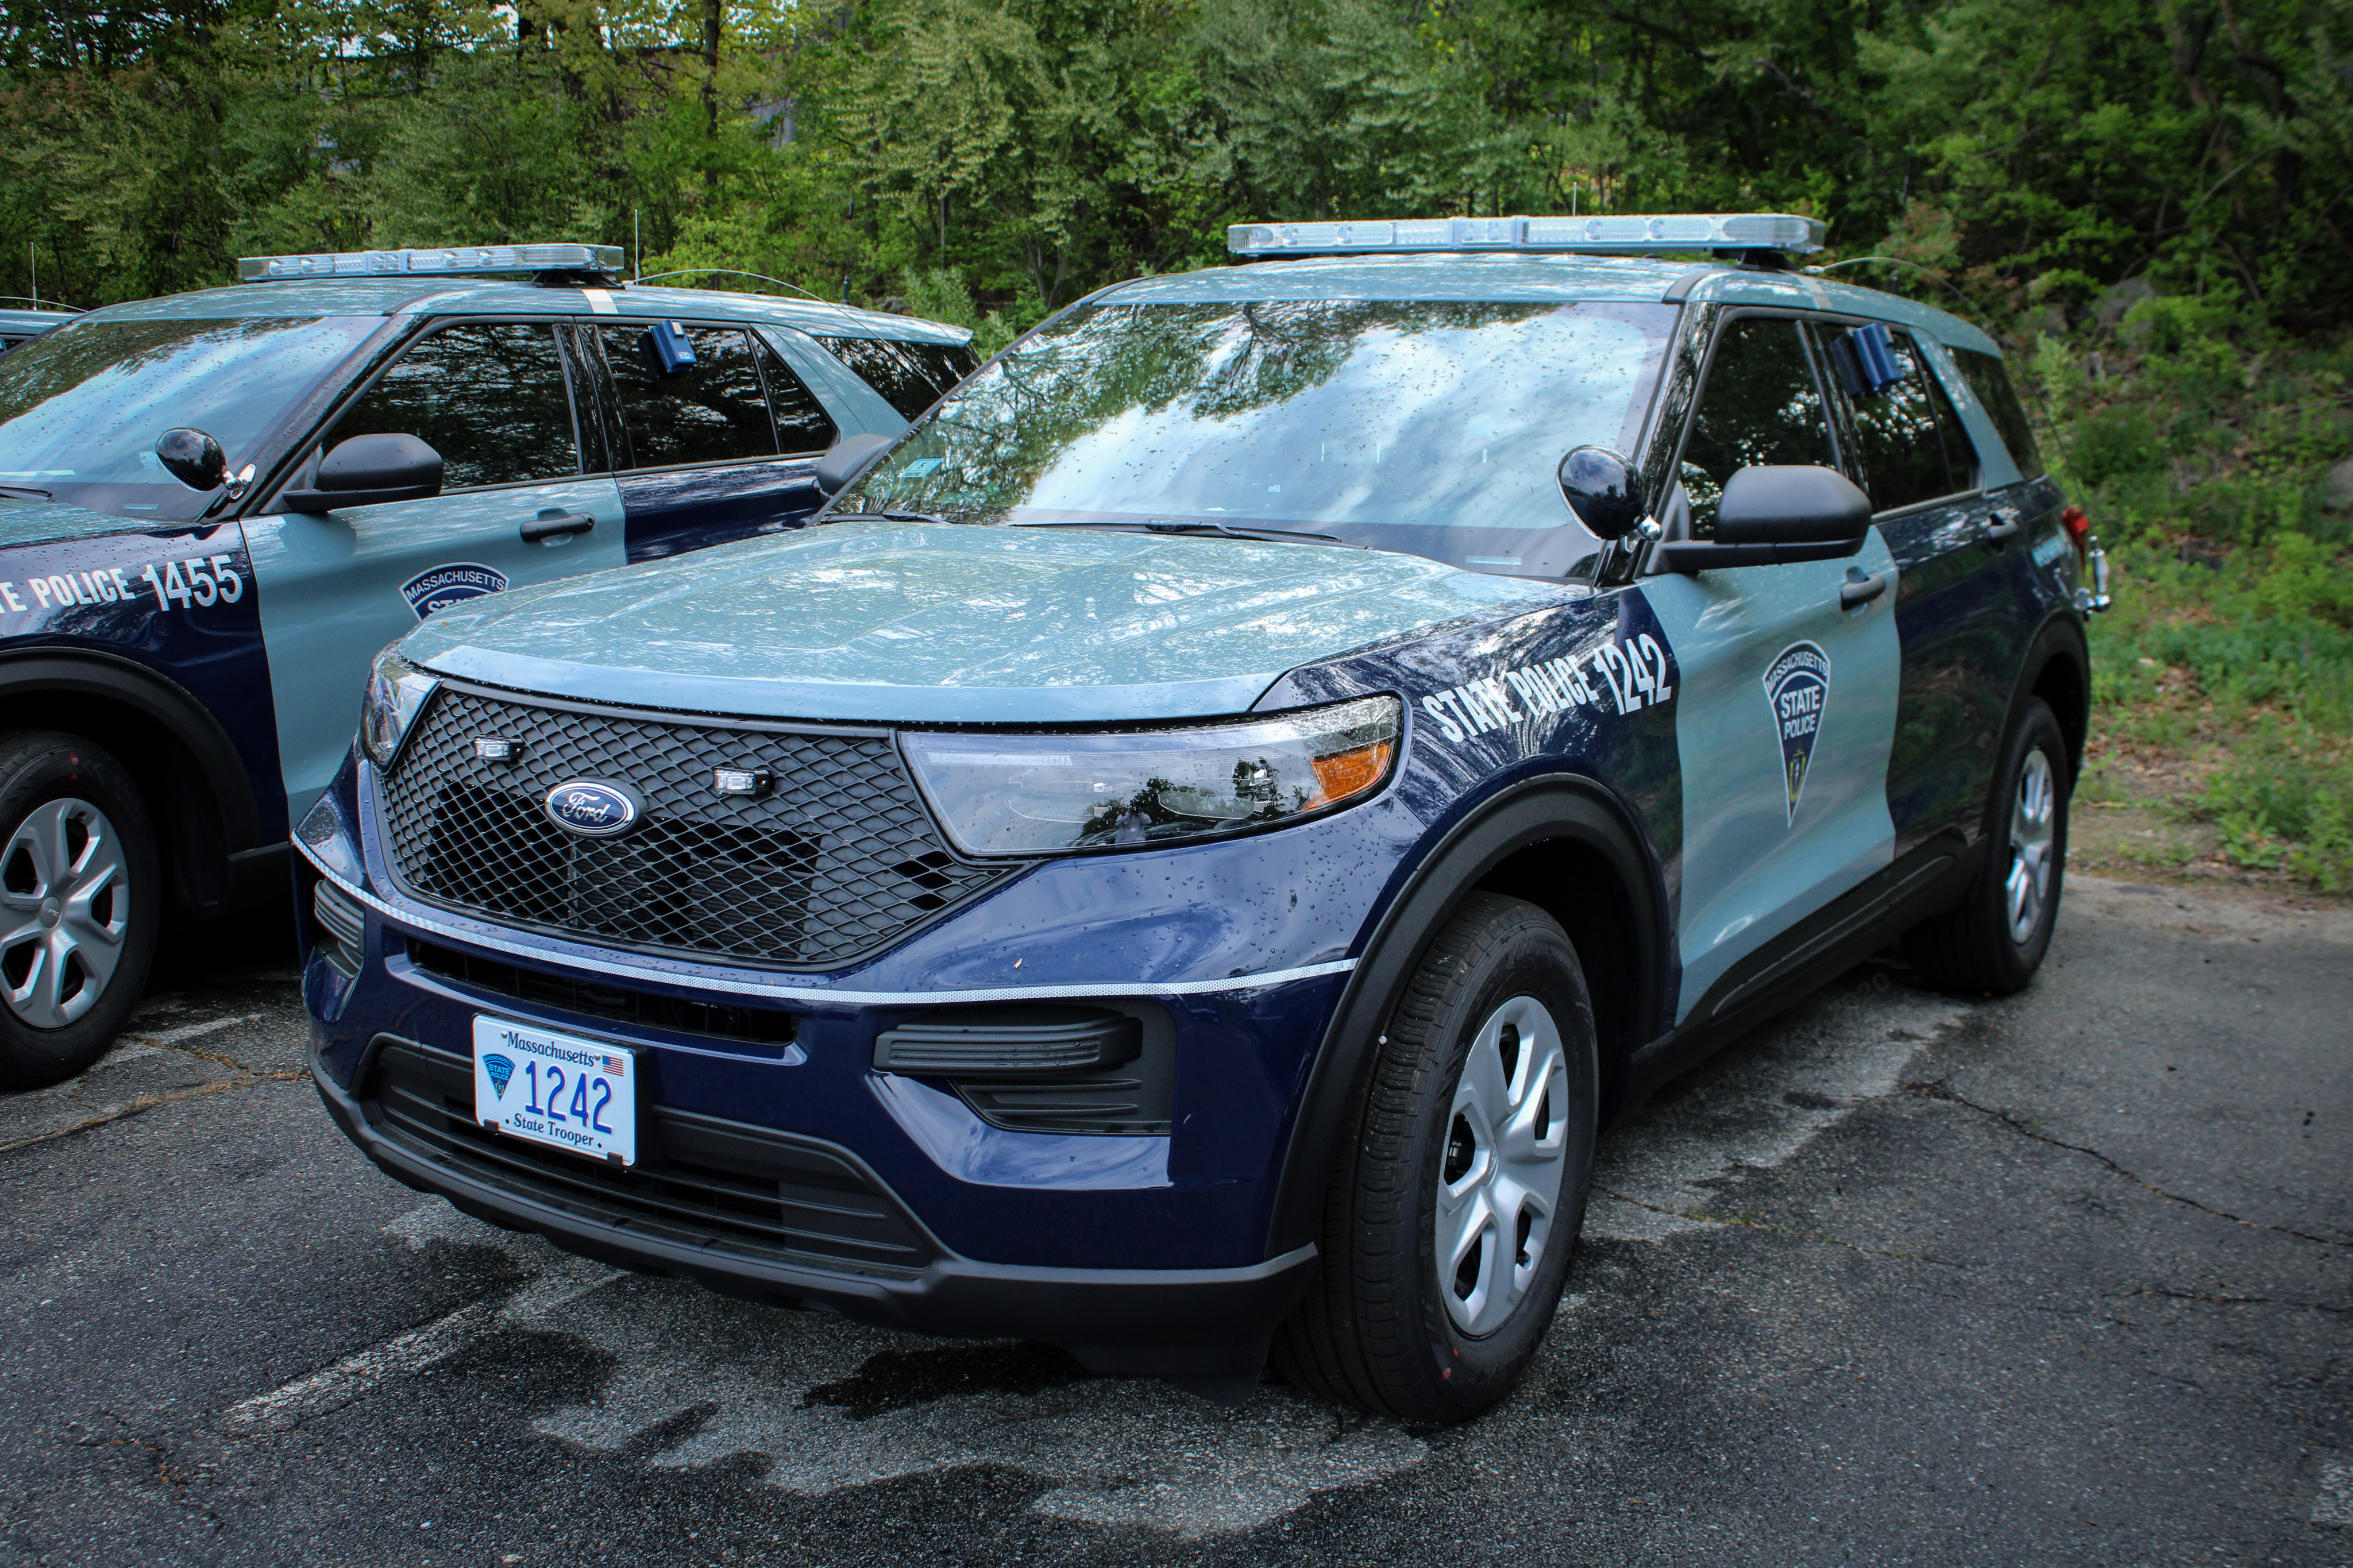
(1763, 640, 1832, 825)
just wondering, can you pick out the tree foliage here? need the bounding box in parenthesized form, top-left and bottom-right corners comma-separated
(0, 0, 2347, 332)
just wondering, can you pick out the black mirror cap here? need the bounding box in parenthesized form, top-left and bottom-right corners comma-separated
(1556, 445, 1648, 539)
(280, 432, 444, 512)
(156, 427, 229, 492)
(1715, 465, 1873, 546)
(815, 431, 893, 497)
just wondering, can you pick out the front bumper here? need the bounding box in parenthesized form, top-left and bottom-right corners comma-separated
(311, 1029, 1314, 1376)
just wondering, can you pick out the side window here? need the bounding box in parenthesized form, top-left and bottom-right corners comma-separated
(1953, 346, 2046, 480)
(1676, 315, 1837, 538)
(597, 325, 838, 468)
(816, 335, 975, 421)
(329, 323, 580, 491)
(1826, 324, 1979, 512)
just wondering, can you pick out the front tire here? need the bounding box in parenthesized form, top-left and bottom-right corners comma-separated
(1903, 697, 2070, 995)
(0, 732, 161, 1090)
(1272, 893, 1598, 1422)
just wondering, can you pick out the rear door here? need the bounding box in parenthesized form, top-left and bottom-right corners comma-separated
(582, 322, 840, 563)
(242, 318, 626, 821)
(1638, 314, 1903, 1022)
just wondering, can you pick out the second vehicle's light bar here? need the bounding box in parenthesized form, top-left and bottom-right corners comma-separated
(238, 244, 625, 283)
(1227, 213, 1826, 258)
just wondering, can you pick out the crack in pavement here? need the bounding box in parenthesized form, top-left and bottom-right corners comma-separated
(0, 1070, 306, 1155)
(1908, 1080, 2349, 1249)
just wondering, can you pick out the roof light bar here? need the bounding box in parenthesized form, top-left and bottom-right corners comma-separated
(238, 244, 624, 283)
(1226, 213, 1826, 258)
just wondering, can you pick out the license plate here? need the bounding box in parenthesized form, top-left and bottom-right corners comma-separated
(472, 1016, 638, 1165)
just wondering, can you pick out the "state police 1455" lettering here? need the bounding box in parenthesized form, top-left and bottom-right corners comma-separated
(0, 552, 244, 616)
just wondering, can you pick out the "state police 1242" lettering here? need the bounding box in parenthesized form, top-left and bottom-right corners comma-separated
(1421, 632, 1675, 741)
(0, 552, 244, 616)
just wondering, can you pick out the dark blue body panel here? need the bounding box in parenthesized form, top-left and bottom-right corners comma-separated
(0, 519, 289, 844)
(618, 455, 829, 564)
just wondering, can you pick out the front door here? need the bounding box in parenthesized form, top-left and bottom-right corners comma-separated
(1640, 314, 1902, 1022)
(242, 319, 627, 822)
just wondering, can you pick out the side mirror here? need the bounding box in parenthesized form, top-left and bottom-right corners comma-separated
(156, 428, 232, 492)
(1653, 465, 1873, 574)
(1556, 445, 1649, 539)
(1715, 465, 1872, 546)
(281, 432, 443, 513)
(815, 431, 893, 497)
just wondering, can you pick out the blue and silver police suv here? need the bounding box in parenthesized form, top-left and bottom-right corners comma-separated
(302, 214, 2112, 1420)
(0, 244, 975, 1089)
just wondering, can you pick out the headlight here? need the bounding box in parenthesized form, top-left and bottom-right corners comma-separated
(358, 643, 441, 769)
(903, 694, 1401, 857)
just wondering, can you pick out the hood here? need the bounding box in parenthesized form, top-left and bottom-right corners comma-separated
(404, 518, 1567, 724)
(0, 495, 153, 551)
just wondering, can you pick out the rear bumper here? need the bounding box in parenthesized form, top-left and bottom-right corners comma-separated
(312, 1029, 1316, 1376)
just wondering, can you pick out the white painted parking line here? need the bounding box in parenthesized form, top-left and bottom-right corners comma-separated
(2315, 1461, 2352, 1528)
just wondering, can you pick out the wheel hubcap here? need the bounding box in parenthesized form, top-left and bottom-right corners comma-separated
(2005, 747, 2058, 946)
(1436, 995, 1571, 1337)
(1, 798, 132, 1030)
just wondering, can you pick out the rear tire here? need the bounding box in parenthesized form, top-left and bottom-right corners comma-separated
(1903, 698, 2069, 996)
(0, 732, 161, 1090)
(1272, 893, 1598, 1422)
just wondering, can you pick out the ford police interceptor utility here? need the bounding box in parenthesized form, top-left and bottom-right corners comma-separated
(299, 214, 2113, 1421)
(0, 244, 976, 1088)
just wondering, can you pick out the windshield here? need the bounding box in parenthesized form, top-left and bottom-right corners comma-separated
(836, 298, 1675, 578)
(0, 315, 380, 518)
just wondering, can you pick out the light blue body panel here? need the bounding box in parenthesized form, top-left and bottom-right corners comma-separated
(1683, 269, 2001, 357)
(400, 519, 1564, 725)
(757, 326, 905, 435)
(1643, 531, 1903, 1021)
(244, 476, 628, 823)
(0, 308, 72, 339)
(1106, 254, 1699, 304)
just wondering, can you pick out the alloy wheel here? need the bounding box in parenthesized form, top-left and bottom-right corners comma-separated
(2005, 747, 2058, 946)
(1, 798, 133, 1029)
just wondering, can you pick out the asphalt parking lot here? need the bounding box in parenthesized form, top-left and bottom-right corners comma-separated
(3, 874, 2348, 1567)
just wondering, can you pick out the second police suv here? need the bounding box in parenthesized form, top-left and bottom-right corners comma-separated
(302, 214, 2113, 1421)
(0, 244, 975, 1087)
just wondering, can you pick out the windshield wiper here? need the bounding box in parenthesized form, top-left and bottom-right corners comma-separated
(1015, 518, 1359, 547)
(0, 484, 53, 500)
(827, 507, 952, 527)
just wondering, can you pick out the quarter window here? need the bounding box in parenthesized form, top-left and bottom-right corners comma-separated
(819, 335, 981, 421)
(1676, 316, 1837, 538)
(597, 325, 836, 469)
(330, 323, 580, 491)
(1953, 347, 2045, 480)
(1827, 325, 1980, 511)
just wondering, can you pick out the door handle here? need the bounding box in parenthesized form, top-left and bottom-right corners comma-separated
(522, 511, 595, 544)
(1839, 572, 1888, 609)
(1982, 512, 2021, 544)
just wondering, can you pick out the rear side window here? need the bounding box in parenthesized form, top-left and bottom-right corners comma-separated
(1824, 324, 1978, 512)
(1676, 315, 1838, 538)
(818, 336, 979, 421)
(1953, 347, 2046, 480)
(595, 326, 837, 469)
(330, 322, 580, 492)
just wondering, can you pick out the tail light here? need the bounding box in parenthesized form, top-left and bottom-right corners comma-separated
(2061, 505, 2091, 559)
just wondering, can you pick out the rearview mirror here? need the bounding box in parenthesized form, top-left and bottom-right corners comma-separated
(281, 432, 443, 514)
(815, 431, 893, 498)
(156, 427, 230, 492)
(1556, 445, 1649, 540)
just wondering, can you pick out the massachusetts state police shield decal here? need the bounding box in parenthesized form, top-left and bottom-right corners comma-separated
(1762, 640, 1831, 825)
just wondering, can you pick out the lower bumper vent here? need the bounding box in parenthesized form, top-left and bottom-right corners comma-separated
(872, 1004, 1173, 1137)
(365, 1037, 933, 1275)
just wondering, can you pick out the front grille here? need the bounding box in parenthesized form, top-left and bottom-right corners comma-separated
(406, 939, 799, 1051)
(377, 686, 1012, 969)
(365, 1037, 935, 1276)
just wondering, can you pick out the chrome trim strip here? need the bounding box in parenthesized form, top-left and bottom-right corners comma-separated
(294, 836, 1356, 1006)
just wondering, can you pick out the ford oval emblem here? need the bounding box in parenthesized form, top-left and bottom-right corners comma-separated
(542, 779, 642, 837)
